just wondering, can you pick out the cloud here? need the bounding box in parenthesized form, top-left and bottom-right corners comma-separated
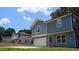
(23, 16, 35, 29)
(17, 7, 52, 16)
(23, 16, 35, 22)
(0, 18, 10, 25)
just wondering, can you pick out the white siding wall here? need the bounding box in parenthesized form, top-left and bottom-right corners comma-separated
(17, 35, 31, 44)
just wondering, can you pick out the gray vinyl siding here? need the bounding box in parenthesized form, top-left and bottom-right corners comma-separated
(48, 32, 76, 48)
(32, 21, 47, 36)
(47, 15, 73, 34)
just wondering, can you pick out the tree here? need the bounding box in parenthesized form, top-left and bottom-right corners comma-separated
(18, 29, 31, 34)
(50, 7, 79, 19)
(0, 27, 5, 41)
(5, 28, 16, 37)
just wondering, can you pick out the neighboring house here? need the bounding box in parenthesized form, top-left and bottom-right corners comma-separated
(31, 13, 79, 48)
(11, 33, 18, 43)
(2, 33, 18, 43)
(2, 32, 33, 45)
(16, 32, 32, 45)
(2, 36, 12, 42)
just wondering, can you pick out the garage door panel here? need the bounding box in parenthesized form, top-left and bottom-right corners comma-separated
(34, 37, 46, 47)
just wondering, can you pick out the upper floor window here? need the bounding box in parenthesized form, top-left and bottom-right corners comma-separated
(35, 25, 41, 33)
(18, 34, 20, 37)
(56, 19, 62, 28)
(73, 18, 76, 22)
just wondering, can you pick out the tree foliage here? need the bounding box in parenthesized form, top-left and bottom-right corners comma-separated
(0, 27, 5, 41)
(18, 29, 31, 34)
(4, 28, 16, 37)
(50, 7, 79, 19)
(0, 27, 16, 41)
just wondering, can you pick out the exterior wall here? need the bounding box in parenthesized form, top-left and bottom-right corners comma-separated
(47, 32, 76, 48)
(31, 14, 77, 48)
(16, 35, 32, 45)
(32, 21, 47, 36)
(11, 34, 18, 40)
(2, 36, 12, 42)
(47, 15, 73, 34)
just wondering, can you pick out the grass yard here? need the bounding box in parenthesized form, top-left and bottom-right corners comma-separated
(0, 42, 79, 51)
(0, 47, 79, 51)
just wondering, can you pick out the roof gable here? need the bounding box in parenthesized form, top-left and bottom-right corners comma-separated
(30, 19, 46, 29)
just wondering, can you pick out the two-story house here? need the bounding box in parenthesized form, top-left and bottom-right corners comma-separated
(31, 13, 79, 48)
(11, 32, 33, 45)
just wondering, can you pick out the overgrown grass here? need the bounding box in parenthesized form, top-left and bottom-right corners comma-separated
(0, 47, 79, 51)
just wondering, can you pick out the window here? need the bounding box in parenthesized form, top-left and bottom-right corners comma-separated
(25, 40, 27, 43)
(18, 34, 20, 37)
(56, 35, 66, 43)
(36, 25, 41, 33)
(61, 35, 65, 43)
(56, 19, 62, 28)
(73, 18, 76, 22)
(57, 35, 61, 43)
(19, 40, 21, 42)
(31, 40, 33, 44)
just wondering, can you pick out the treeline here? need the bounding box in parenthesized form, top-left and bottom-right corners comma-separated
(0, 27, 15, 41)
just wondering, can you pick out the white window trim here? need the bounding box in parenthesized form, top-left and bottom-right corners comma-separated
(56, 34, 66, 44)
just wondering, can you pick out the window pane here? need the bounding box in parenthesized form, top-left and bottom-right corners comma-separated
(57, 36, 60, 39)
(36, 26, 41, 32)
(57, 39, 60, 43)
(18, 35, 20, 37)
(25, 40, 27, 43)
(56, 19, 62, 28)
(61, 35, 65, 43)
(61, 35, 65, 38)
(57, 35, 60, 43)
(31, 40, 33, 44)
(62, 39, 65, 42)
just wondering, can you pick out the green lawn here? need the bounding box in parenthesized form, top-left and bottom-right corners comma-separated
(0, 47, 79, 51)
(0, 43, 78, 51)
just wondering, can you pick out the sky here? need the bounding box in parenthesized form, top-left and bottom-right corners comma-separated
(0, 7, 58, 32)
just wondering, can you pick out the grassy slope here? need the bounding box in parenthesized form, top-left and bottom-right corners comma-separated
(0, 48, 79, 51)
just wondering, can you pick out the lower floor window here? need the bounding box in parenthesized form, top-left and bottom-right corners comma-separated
(31, 40, 33, 44)
(19, 40, 21, 42)
(57, 35, 60, 43)
(56, 35, 66, 43)
(25, 40, 27, 43)
(61, 35, 65, 43)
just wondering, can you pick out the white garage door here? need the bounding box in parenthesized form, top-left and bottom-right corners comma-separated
(34, 37, 46, 47)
